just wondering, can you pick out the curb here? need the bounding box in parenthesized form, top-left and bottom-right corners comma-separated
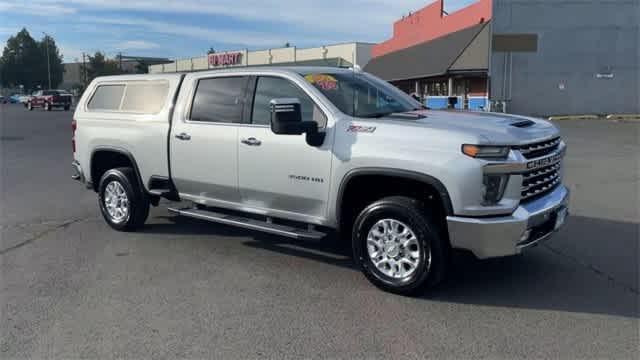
(605, 114, 640, 122)
(548, 115, 599, 121)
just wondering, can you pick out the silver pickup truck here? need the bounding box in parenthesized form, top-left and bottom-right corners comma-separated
(72, 66, 569, 294)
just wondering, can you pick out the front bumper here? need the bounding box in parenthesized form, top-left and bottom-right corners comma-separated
(446, 185, 570, 259)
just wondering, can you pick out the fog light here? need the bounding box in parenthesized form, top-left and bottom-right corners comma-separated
(482, 174, 509, 205)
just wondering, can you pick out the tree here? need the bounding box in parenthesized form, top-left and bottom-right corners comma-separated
(38, 34, 65, 89)
(83, 51, 121, 82)
(207, 47, 216, 54)
(0, 28, 63, 91)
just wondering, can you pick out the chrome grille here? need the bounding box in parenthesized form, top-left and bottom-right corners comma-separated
(521, 162, 562, 201)
(513, 137, 561, 159)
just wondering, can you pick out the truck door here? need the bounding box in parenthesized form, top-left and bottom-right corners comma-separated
(170, 75, 251, 204)
(237, 75, 333, 223)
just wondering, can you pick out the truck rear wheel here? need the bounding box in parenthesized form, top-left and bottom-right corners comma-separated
(352, 196, 447, 295)
(98, 167, 150, 231)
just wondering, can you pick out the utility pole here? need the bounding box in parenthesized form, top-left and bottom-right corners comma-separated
(42, 32, 52, 89)
(82, 52, 87, 87)
(118, 52, 123, 72)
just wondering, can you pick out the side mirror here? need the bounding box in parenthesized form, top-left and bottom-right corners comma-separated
(270, 98, 304, 135)
(270, 98, 325, 147)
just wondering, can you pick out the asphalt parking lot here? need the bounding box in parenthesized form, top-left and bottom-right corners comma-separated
(1, 104, 638, 359)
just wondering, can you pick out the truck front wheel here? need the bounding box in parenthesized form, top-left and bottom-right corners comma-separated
(352, 196, 447, 295)
(98, 167, 150, 231)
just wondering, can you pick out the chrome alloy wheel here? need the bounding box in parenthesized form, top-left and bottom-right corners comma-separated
(104, 181, 129, 223)
(366, 219, 428, 279)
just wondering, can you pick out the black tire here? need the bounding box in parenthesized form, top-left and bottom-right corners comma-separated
(352, 196, 447, 295)
(44, 102, 51, 111)
(98, 167, 150, 231)
(27, 102, 33, 111)
(64, 105, 70, 111)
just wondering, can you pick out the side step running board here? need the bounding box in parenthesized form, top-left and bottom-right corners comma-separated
(148, 189, 171, 196)
(167, 207, 326, 240)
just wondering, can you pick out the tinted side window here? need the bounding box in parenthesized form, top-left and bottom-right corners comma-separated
(87, 85, 125, 111)
(251, 77, 326, 127)
(121, 81, 169, 114)
(190, 77, 248, 123)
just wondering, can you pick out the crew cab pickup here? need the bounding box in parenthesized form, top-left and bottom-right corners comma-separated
(28, 89, 72, 111)
(72, 67, 569, 294)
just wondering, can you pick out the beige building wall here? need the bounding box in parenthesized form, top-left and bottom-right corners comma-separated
(247, 49, 271, 66)
(270, 47, 296, 63)
(149, 43, 375, 74)
(176, 59, 193, 72)
(192, 56, 208, 70)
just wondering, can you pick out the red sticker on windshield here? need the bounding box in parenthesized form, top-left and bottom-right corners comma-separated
(305, 74, 338, 91)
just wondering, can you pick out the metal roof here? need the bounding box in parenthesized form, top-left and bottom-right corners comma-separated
(364, 22, 490, 81)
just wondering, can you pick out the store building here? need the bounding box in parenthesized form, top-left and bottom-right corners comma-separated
(490, 0, 639, 116)
(365, 0, 492, 110)
(366, 0, 638, 116)
(146, 0, 638, 116)
(148, 43, 374, 74)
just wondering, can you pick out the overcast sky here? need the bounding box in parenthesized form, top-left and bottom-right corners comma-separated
(0, 0, 477, 62)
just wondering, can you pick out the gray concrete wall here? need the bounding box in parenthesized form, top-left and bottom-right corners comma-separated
(490, 0, 639, 116)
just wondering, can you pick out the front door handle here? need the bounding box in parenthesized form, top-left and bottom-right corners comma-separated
(241, 137, 262, 146)
(175, 132, 191, 141)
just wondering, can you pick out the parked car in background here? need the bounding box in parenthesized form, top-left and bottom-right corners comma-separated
(9, 94, 22, 103)
(18, 94, 32, 105)
(27, 90, 72, 111)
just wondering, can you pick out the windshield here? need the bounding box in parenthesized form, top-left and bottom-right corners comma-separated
(300, 71, 423, 118)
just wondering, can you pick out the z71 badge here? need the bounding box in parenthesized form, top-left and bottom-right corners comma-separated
(347, 125, 376, 133)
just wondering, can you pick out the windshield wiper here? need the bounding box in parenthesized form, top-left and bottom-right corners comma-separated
(360, 110, 427, 119)
(360, 112, 394, 118)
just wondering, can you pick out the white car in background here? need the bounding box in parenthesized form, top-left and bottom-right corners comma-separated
(19, 94, 33, 105)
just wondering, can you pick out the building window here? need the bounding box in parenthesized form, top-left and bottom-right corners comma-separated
(425, 80, 448, 96)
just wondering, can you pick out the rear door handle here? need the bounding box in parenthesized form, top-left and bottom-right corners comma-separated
(175, 132, 191, 141)
(241, 137, 262, 146)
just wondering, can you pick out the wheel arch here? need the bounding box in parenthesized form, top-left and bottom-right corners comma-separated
(90, 146, 145, 193)
(335, 168, 454, 233)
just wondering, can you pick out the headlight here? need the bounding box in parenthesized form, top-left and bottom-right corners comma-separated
(462, 144, 510, 160)
(482, 174, 509, 205)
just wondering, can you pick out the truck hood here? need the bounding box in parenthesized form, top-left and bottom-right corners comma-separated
(377, 110, 559, 145)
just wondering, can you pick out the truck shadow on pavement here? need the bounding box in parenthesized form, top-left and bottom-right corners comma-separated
(145, 214, 639, 318)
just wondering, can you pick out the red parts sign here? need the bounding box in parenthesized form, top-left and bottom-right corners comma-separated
(208, 52, 242, 67)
